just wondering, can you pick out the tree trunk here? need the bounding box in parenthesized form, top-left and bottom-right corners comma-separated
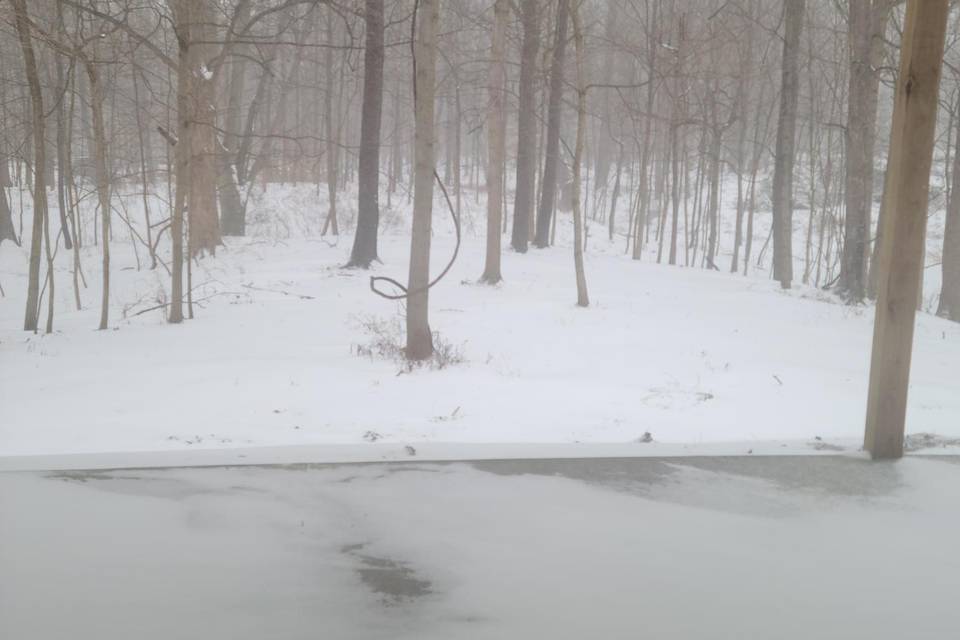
(593, 1, 619, 194)
(571, 0, 589, 307)
(771, 0, 805, 289)
(481, 0, 507, 284)
(939, 107, 960, 321)
(511, 0, 540, 254)
(12, 0, 47, 332)
(53, 36, 73, 252)
(668, 123, 680, 265)
(0, 176, 15, 246)
(348, 0, 385, 268)
(705, 126, 721, 270)
(534, 0, 569, 248)
(84, 56, 111, 331)
(608, 145, 623, 242)
(322, 11, 340, 236)
(838, 0, 893, 302)
(864, 0, 948, 459)
(731, 11, 753, 273)
(187, 0, 221, 256)
(169, 0, 192, 324)
(406, 0, 439, 361)
(219, 2, 249, 237)
(0, 137, 15, 243)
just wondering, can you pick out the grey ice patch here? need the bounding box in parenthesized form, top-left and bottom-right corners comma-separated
(341, 543, 432, 605)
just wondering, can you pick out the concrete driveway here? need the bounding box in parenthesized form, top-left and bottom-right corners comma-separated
(3, 455, 959, 639)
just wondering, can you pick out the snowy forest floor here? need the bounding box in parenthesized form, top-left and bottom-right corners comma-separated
(1, 180, 959, 459)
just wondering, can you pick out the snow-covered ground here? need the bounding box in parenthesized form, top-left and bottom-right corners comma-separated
(4, 456, 960, 639)
(1, 180, 958, 458)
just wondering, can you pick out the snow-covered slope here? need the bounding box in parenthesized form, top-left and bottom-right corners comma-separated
(1, 182, 958, 457)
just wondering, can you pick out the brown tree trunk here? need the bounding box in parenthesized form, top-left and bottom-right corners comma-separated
(771, 0, 805, 289)
(705, 125, 721, 270)
(348, 0, 385, 267)
(593, 1, 619, 195)
(219, 1, 249, 238)
(864, 0, 948, 459)
(608, 145, 623, 242)
(940, 108, 960, 321)
(169, 0, 192, 324)
(571, 0, 589, 307)
(187, 0, 221, 256)
(322, 11, 340, 236)
(510, 0, 539, 254)
(84, 56, 111, 331)
(534, 0, 569, 248)
(12, 0, 47, 332)
(406, 0, 439, 361)
(53, 30, 73, 252)
(481, 0, 508, 284)
(838, 0, 893, 302)
(668, 123, 680, 265)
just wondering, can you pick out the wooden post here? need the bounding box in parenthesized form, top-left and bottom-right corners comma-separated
(864, 0, 949, 459)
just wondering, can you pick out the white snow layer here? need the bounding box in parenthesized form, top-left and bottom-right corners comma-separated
(0, 180, 958, 459)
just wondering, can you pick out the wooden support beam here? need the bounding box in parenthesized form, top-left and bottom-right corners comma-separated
(864, 0, 949, 459)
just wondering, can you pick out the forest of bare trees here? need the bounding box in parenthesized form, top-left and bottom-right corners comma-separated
(7, 3, 960, 630)
(1, 0, 959, 352)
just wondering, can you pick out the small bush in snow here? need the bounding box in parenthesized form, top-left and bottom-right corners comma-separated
(353, 315, 465, 372)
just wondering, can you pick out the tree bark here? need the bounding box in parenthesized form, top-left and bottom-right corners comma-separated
(511, 0, 540, 254)
(348, 0, 385, 268)
(12, 0, 47, 332)
(219, 0, 249, 237)
(406, 0, 439, 360)
(169, 0, 192, 324)
(771, 0, 805, 289)
(593, 1, 619, 194)
(864, 0, 948, 459)
(187, 0, 221, 256)
(481, 0, 508, 284)
(571, 0, 589, 307)
(939, 108, 960, 321)
(534, 0, 569, 248)
(322, 11, 340, 236)
(83, 56, 111, 331)
(838, 0, 893, 302)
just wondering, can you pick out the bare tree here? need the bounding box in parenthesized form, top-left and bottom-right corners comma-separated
(218, 0, 251, 237)
(570, 0, 589, 307)
(864, 0, 948, 459)
(940, 110, 960, 321)
(771, 0, 805, 289)
(406, 0, 439, 360)
(837, 0, 894, 302)
(12, 0, 48, 332)
(169, 0, 193, 324)
(82, 47, 112, 330)
(511, 0, 540, 254)
(0, 172, 15, 246)
(348, 0, 385, 268)
(186, 0, 220, 257)
(322, 9, 340, 237)
(480, 0, 507, 284)
(534, 0, 570, 249)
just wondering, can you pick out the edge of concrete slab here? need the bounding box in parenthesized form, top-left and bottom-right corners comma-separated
(0, 439, 886, 472)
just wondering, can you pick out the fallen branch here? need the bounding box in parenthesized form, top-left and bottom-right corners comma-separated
(242, 283, 315, 299)
(128, 291, 245, 318)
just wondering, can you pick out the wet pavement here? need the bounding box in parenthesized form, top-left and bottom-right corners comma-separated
(3, 455, 960, 639)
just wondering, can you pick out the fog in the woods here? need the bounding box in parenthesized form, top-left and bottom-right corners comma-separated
(2, 1, 960, 636)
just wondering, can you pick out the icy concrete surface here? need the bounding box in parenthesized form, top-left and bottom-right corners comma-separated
(3, 456, 960, 639)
